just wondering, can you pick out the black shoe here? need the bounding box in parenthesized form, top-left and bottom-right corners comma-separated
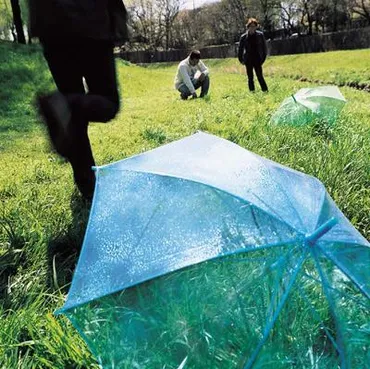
(180, 93, 188, 100)
(74, 170, 96, 200)
(37, 92, 72, 158)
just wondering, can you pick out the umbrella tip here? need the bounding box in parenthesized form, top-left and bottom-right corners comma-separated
(305, 217, 338, 246)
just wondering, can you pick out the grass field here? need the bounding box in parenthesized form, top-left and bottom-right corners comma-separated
(0, 41, 369, 369)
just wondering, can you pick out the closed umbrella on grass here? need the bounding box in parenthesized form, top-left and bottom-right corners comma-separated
(271, 85, 347, 125)
(56, 132, 369, 369)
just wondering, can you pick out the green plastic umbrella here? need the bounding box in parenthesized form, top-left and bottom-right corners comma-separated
(271, 86, 346, 125)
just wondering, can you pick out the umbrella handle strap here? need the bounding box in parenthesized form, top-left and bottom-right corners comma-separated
(305, 217, 338, 245)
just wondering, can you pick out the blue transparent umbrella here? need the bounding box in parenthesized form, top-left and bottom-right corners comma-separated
(57, 132, 369, 369)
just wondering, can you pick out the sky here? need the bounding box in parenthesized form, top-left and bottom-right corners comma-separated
(183, 0, 218, 9)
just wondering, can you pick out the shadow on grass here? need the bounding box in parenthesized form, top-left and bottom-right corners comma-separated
(46, 191, 92, 293)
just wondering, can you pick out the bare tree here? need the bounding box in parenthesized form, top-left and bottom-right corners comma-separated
(126, 0, 367, 50)
(280, 0, 300, 33)
(301, 0, 316, 34)
(284, 0, 322, 35)
(172, 2, 232, 48)
(257, 0, 280, 35)
(171, 9, 196, 48)
(128, 0, 181, 50)
(322, 0, 350, 31)
(222, 0, 248, 33)
(350, 0, 370, 24)
(129, 0, 160, 49)
(156, 0, 181, 49)
(202, 2, 234, 44)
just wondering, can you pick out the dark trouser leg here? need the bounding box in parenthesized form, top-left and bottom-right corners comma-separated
(177, 84, 192, 99)
(42, 40, 119, 125)
(254, 62, 268, 92)
(199, 75, 210, 97)
(246, 63, 255, 91)
(69, 41, 120, 122)
(66, 118, 96, 198)
(42, 40, 120, 198)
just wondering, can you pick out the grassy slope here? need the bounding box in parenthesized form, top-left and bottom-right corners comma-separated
(0, 42, 369, 368)
(208, 49, 370, 86)
(264, 49, 370, 85)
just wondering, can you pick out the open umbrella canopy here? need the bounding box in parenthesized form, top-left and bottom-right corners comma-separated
(270, 86, 347, 125)
(57, 132, 369, 369)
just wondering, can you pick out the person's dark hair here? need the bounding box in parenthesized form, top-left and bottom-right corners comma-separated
(246, 18, 258, 28)
(189, 50, 201, 60)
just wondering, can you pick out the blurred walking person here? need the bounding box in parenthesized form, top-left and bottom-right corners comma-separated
(238, 18, 268, 92)
(28, 0, 129, 199)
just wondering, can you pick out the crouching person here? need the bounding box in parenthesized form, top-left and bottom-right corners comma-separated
(175, 50, 210, 100)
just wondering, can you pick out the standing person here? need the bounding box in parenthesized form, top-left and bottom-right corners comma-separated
(175, 50, 210, 100)
(28, 0, 129, 199)
(238, 18, 268, 92)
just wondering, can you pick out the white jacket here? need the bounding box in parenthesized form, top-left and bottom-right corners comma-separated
(174, 57, 209, 94)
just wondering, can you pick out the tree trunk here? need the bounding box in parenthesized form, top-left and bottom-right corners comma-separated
(333, 0, 338, 32)
(166, 21, 170, 50)
(10, 0, 26, 44)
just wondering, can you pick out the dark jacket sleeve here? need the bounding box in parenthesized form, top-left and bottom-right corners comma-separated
(261, 32, 267, 64)
(27, 0, 51, 38)
(27, 0, 129, 42)
(238, 34, 245, 64)
(109, 0, 130, 45)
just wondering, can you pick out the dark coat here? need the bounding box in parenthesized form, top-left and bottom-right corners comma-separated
(28, 0, 129, 44)
(238, 30, 267, 65)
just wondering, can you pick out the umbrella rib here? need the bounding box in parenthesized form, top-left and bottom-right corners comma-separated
(313, 190, 330, 230)
(228, 267, 255, 339)
(125, 198, 166, 260)
(317, 242, 370, 300)
(249, 205, 264, 239)
(239, 189, 300, 232)
(242, 249, 308, 369)
(211, 187, 291, 245)
(220, 244, 303, 301)
(301, 271, 369, 309)
(296, 284, 341, 353)
(265, 245, 301, 320)
(309, 246, 347, 369)
(319, 240, 370, 251)
(268, 167, 308, 230)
